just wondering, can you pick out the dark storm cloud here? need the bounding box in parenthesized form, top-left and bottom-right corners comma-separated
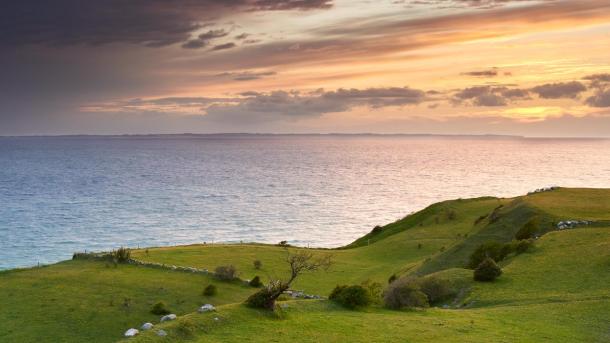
(530, 81, 587, 99)
(0, 0, 333, 48)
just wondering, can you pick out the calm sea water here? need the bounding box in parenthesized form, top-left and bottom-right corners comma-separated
(1, 135, 610, 270)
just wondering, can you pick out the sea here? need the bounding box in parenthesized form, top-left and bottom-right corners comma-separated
(2, 134, 610, 270)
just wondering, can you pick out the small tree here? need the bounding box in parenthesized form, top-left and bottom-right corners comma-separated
(474, 257, 502, 282)
(249, 276, 262, 287)
(384, 278, 429, 310)
(245, 250, 331, 310)
(215, 265, 238, 281)
(329, 285, 370, 309)
(253, 260, 262, 270)
(203, 284, 217, 296)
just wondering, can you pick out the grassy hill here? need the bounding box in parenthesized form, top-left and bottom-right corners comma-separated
(1, 188, 609, 342)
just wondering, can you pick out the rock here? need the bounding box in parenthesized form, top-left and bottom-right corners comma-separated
(214, 317, 219, 321)
(198, 304, 216, 313)
(124, 328, 139, 337)
(160, 314, 177, 322)
(156, 329, 167, 337)
(141, 322, 154, 330)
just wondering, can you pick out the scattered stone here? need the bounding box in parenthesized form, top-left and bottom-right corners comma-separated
(156, 329, 167, 337)
(198, 304, 216, 313)
(160, 314, 177, 322)
(214, 317, 220, 321)
(528, 186, 558, 195)
(141, 322, 154, 330)
(557, 220, 590, 230)
(124, 328, 139, 337)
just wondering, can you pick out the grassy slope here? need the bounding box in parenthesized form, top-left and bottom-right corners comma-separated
(131, 197, 502, 295)
(0, 260, 256, 343)
(2, 188, 610, 343)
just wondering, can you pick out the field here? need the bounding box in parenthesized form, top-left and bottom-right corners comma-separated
(1, 188, 609, 342)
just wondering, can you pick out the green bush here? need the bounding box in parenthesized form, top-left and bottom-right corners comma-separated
(249, 276, 262, 287)
(214, 265, 238, 281)
(418, 277, 454, 304)
(361, 279, 383, 303)
(383, 278, 429, 310)
(388, 274, 398, 284)
(371, 225, 383, 234)
(468, 241, 510, 268)
(513, 239, 534, 253)
(329, 285, 370, 309)
(150, 301, 171, 315)
(111, 247, 131, 263)
(203, 284, 217, 296)
(253, 260, 262, 270)
(474, 257, 502, 282)
(516, 218, 539, 240)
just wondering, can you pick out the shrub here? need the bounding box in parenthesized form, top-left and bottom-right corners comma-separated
(474, 214, 488, 225)
(516, 218, 539, 240)
(361, 279, 383, 303)
(111, 247, 131, 263)
(388, 274, 398, 284)
(203, 284, 217, 296)
(277, 241, 290, 247)
(474, 257, 502, 282)
(383, 278, 429, 310)
(249, 276, 262, 287)
(214, 265, 238, 281)
(371, 225, 383, 234)
(513, 239, 534, 254)
(447, 210, 457, 220)
(329, 285, 348, 300)
(253, 260, 262, 270)
(150, 301, 171, 315)
(468, 241, 509, 268)
(245, 280, 288, 310)
(329, 285, 370, 309)
(418, 277, 454, 304)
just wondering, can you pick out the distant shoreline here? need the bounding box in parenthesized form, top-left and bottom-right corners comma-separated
(2, 133, 610, 140)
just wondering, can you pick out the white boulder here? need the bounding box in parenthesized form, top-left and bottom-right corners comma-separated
(160, 314, 177, 322)
(156, 329, 167, 337)
(141, 322, 154, 330)
(124, 328, 139, 337)
(198, 304, 216, 313)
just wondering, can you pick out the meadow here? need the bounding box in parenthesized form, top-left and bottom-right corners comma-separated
(1, 188, 609, 342)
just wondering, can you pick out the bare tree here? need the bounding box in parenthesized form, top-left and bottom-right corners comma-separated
(245, 249, 332, 310)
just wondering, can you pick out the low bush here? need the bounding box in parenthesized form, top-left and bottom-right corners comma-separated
(245, 280, 287, 310)
(150, 301, 171, 315)
(111, 247, 131, 263)
(253, 260, 262, 270)
(214, 265, 238, 281)
(516, 218, 539, 240)
(513, 239, 534, 253)
(371, 225, 383, 234)
(329, 285, 370, 309)
(249, 276, 262, 287)
(203, 284, 217, 296)
(468, 241, 510, 268)
(474, 257, 502, 282)
(418, 277, 454, 304)
(388, 274, 398, 284)
(383, 278, 429, 310)
(361, 279, 383, 304)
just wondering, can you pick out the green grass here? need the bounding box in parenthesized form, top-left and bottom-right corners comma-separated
(0, 260, 256, 343)
(2, 188, 610, 342)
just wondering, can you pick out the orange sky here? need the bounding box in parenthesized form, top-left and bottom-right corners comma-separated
(2, 0, 610, 135)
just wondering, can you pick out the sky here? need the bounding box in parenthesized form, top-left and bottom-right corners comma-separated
(2, 0, 610, 136)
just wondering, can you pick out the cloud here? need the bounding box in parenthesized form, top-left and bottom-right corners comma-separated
(452, 85, 529, 106)
(584, 73, 610, 90)
(406, 0, 546, 9)
(212, 42, 237, 51)
(216, 71, 277, 81)
(182, 29, 232, 49)
(462, 69, 499, 77)
(0, 1, 333, 48)
(530, 81, 586, 99)
(586, 90, 610, 108)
